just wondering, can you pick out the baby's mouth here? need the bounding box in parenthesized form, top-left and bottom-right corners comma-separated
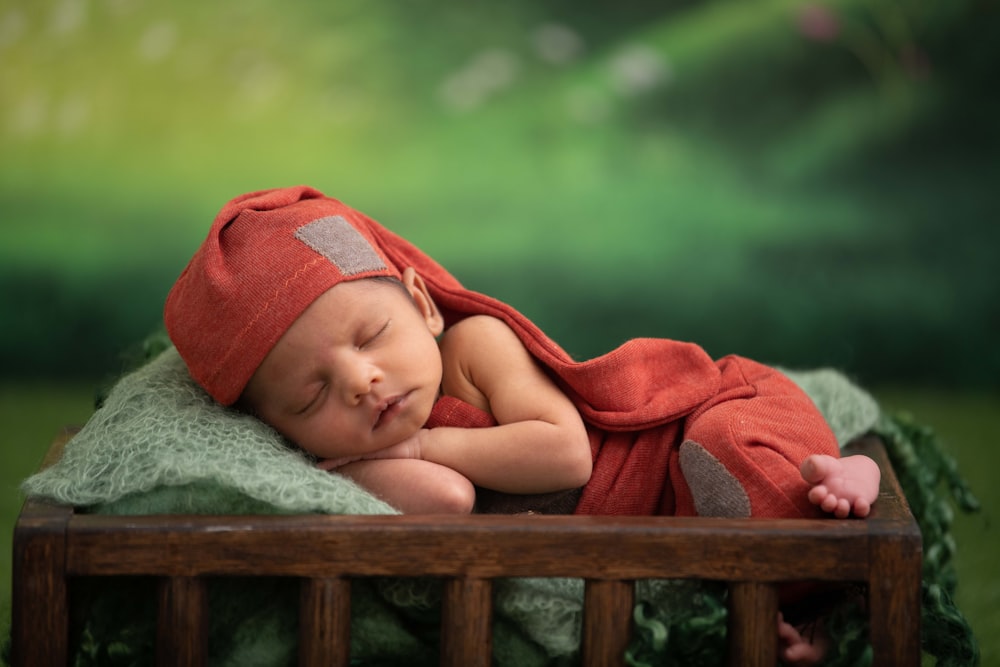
(372, 394, 406, 430)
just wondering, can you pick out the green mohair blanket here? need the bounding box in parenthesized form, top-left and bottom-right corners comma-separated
(13, 344, 979, 666)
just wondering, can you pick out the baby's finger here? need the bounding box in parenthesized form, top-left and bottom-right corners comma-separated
(317, 457, 355, 470)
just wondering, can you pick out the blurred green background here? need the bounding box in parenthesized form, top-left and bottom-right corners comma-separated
(2, 0, 997, 662)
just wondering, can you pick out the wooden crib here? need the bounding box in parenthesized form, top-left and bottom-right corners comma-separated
(11, 433, 922, 667)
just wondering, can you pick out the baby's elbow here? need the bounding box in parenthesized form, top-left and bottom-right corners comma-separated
(396, 472, 475, 514)
(436, 479, 476, 514)
(572, 456, 594, 488)
(566, 441, 594, 488)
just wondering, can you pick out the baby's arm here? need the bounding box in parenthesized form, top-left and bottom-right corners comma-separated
(333, 458, 475, 514)
(801, 454, 880, 518)
(412, 315, 592, 494)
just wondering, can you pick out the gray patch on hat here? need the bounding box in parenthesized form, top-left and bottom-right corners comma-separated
(294, 215, 387, 275)
(679, 440, 752, 518)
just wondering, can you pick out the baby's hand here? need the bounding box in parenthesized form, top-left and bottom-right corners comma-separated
(316, 454, 364, 471)
(316, 430, 426, 471)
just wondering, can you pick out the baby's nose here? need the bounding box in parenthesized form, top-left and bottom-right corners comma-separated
(341, 359, 381, 403)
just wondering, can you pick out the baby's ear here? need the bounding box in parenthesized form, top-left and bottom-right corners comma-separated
(402, 267, 445, 336)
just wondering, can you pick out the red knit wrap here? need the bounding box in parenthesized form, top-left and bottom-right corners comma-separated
(166, 186, 839, 517)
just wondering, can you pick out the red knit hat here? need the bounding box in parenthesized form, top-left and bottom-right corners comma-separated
(164, 186, 402, 405)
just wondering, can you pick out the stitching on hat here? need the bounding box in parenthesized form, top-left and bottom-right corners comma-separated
(294, 215, 386, 275)
(211, 255, 326, 385)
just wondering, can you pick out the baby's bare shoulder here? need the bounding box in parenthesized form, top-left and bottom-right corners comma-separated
(439, 316, 525, 385)
(442, 315, 516, 348)
(439, 316, 516, 408)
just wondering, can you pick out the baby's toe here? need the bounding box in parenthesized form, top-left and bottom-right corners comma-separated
(801, 454, 838, 483)
(820, 494, 840, 513)
(853, 498, 872, 518)
(835, 498, 852, 518)
(808, 485, 829, 505)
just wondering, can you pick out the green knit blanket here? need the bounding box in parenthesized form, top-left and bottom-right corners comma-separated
(15, 345, 978, 666)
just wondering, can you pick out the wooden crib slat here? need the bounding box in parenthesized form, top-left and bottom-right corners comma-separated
(11, 500, 72, 667)
(868, 530, 923, 665)
(299, 577, 351, 667)
(582, 579, 635, 666)
(65, 514, 872, 580)
(861, 432, 924, 665)
(726, 581, 778, 667)
(441, 578, 493, 667)
(156, 576, 208, 667)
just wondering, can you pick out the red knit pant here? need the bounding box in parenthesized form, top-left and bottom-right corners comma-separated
(575, 356, 839, 518)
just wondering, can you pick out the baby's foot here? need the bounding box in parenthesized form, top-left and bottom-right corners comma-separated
(778, 613, 828, 665)
(800, 454, 880, 518)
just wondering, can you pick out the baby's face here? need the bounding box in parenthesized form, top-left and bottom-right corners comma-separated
(243, 277, 444, 460)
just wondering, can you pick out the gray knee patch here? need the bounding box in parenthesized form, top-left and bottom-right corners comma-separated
(679, 440, 752, 518)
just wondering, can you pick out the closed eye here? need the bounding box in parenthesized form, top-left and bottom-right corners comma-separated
(295, 383, 328, 415)
(360, 321, 390, 348)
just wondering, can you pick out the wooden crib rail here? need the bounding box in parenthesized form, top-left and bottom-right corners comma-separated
(11, 435, 922, 667)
